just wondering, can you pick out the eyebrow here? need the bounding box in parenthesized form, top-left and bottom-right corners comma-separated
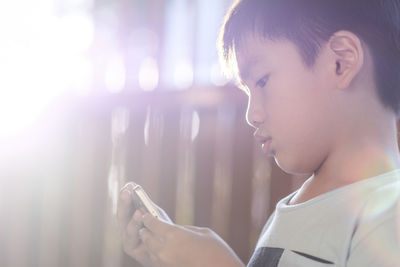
(238, 56, 262, 82)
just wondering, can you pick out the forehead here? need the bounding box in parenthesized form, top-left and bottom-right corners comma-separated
(234, 34, 302, 80)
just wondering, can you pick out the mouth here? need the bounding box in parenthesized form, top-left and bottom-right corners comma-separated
(253, 131, 273, 154)
(255, 135, 272, 153)
(261, 138, 272, 154)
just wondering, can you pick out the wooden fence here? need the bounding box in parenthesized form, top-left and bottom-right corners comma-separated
(1, 86, 307, 267)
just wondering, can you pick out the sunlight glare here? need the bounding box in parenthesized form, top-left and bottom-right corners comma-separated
(173, 59, 194, 89)
(138, 57, 159, 91)
(0, 1, 94, 138)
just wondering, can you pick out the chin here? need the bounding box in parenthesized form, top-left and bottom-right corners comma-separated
(274, 155, 314, 176)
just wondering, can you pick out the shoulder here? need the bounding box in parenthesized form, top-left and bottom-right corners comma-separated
(347, 181, 400, 266)
(350, 180, 400, 249)
(359, 180, 400, 223)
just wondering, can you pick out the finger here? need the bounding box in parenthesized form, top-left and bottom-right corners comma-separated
(141, 213, 175, 237)
(139, 227, 163, 253)
(184, 225, 212, 235)
(121, 210, 142, 251)
(131, 243, 147, 257)
(183, 225, 203, 232)
(125, 209, 144, 237)
(117, 186, 133, 229)
(129, 243, 152, 265)
(117, 182, 142, 229)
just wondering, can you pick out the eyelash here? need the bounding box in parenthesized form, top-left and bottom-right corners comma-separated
(256, 75, 270, 88)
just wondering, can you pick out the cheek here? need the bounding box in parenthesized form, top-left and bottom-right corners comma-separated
(273, 107, 329, 175)
(275, 130, 329, 175)
(278, 89, 327, 146)
(270, 80, 331, 173)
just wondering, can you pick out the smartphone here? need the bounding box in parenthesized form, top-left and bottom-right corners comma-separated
(132, 185, 162, 218)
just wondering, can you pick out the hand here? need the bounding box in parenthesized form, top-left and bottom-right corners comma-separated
(138, 213, 245, 267)
(117, 182, 172, 266)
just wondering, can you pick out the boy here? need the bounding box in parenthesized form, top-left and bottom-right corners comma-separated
(117, 0, 400, 266)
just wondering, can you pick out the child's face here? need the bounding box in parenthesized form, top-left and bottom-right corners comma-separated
(236, 34, 337, 176)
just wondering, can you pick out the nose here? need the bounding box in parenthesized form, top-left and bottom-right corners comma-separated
(246, 96, 264, 129)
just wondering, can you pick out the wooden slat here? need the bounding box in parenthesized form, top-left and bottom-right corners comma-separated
(140, 106, 164, 202)
(228, 104, 255, 263)
(88, 109, 111, 267)
(117, 106, 148, 267)
(174, 108, 196, 225)
(125, 106, 147, 185)
(157, 108, 180, 219)
(249, 147, 273, 256)
(102, 108, 131, 267)
(193, 108, 218, 227)
(210, 105, 237, 240)
(4, 179, 32, 267)
(67, 109, 111, 267)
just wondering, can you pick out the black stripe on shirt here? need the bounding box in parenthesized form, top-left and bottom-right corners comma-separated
(247, 247, 334, 266)
(292, 250, 334, 264)
(247, 247, 284, 267)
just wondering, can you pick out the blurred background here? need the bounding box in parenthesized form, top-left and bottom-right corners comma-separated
(0, 0, 308, 266)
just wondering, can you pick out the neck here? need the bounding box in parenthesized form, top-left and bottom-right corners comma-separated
(290, 116, 400, 205)
(313, 117, 400, 191)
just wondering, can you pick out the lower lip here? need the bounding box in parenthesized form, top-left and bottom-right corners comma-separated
(262, 139, 272, 154)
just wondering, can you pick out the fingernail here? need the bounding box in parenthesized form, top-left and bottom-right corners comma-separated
(126, 182, 137, 190)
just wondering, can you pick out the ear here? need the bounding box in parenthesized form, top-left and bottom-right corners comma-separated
(329, 30, 364, 89)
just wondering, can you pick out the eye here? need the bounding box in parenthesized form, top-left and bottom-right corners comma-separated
(256, 75, 270, 88)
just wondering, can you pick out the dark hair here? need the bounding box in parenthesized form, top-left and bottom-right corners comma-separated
(218, 0, 400, 116)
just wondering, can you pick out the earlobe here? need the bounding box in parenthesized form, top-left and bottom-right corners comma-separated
(329, 31, 364, 89)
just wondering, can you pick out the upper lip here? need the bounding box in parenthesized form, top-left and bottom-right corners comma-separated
(254, 131, 272, 145)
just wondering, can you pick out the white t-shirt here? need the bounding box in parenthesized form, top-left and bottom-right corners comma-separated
(247, 169, 400, 267)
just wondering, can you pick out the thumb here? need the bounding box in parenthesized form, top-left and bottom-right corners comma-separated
(141, 213, 175, 237)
